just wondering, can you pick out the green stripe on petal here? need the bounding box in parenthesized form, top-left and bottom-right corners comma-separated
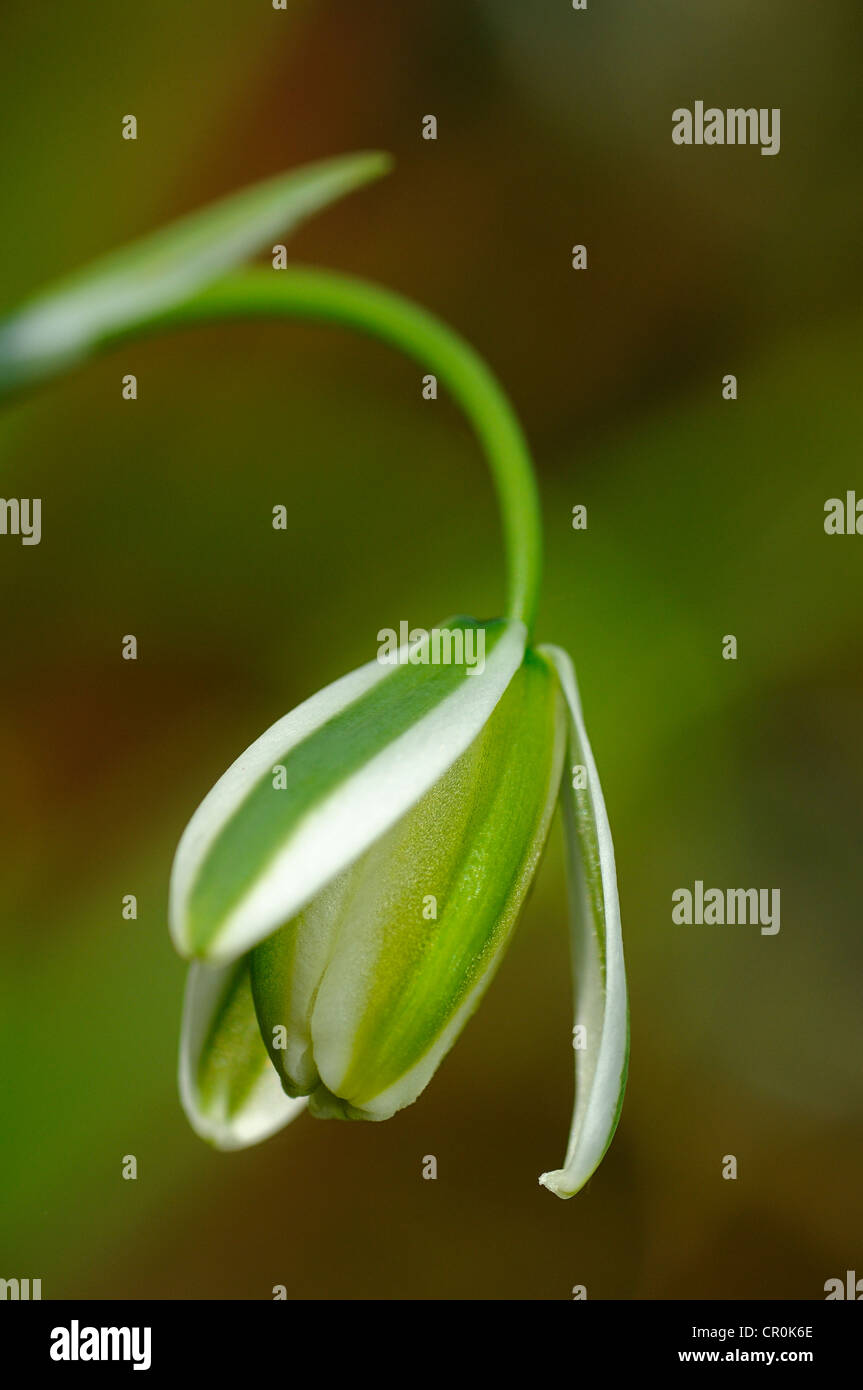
(0, 151, 390, 398)
(251, 647, 564, 1120)
(248, 870, 355, 1098)
(171, 617, 526, 963)
(536, 645, 629, 1199)
(179, 958, 305, 1150)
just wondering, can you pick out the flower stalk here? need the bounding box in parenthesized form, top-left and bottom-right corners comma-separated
(145, 268, 544, 636)
(0, 151, 628, 1197)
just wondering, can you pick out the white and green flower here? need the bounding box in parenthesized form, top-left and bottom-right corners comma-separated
(0, 153, 629, 1197)
(171, 621, 627, 1197)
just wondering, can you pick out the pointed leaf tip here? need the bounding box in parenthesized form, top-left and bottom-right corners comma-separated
(0, 150, 393, 398)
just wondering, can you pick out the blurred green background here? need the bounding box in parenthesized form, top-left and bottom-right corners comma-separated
(1, 0, 862, 1299)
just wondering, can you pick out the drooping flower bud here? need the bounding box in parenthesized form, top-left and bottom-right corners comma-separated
(250, 648, 565, 1120)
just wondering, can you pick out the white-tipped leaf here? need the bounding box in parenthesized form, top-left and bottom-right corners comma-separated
(170, 617, 526, 964)
(0, 151, 390, 397)
(537, 645, 628, 1199)
(180, 958, 305, 1150)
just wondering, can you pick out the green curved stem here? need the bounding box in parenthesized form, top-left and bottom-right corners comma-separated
(139, 268, 543, 634)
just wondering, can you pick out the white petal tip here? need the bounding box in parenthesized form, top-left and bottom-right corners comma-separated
(538, 1169, 582, 1200)
(181, 1095, 305, 1152)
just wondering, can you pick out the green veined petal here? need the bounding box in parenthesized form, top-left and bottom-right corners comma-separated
(251, 647, 565, 1118)
(0, 151, 390, 398)
(179, 957, 305, 1150)
(247, 870, 355, 1098)
(537, 645, 629, 1198)
(171, 617, 526, 963)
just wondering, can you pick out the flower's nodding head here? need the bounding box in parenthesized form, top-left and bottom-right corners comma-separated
(173, 628, 628, 1200)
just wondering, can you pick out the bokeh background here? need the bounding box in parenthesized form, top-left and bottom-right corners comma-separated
(1, 0, 862, 1299)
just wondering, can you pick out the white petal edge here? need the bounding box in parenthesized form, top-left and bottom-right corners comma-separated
(537, 645, 628, 1199)
(179, 961, 306, 1150)
(170, 621, 526, 963)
